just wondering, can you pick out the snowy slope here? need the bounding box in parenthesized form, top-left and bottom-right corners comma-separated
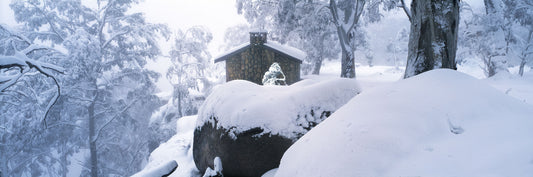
(274, 69, 533, 177)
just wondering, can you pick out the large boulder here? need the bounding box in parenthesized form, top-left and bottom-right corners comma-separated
(193, 77, 360, 177)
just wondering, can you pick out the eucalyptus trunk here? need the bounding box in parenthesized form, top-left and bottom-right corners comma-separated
(404, 0, 460, 78)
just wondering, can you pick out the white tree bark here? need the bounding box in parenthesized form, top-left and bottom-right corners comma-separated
(329, 0, 365, 78)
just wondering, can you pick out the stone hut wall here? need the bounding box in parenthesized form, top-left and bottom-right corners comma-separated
(224, 46, 301, 85)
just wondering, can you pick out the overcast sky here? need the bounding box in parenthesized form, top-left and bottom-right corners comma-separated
(0, 0, 246, 55)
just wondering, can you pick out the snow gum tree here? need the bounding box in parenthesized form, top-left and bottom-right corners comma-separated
(457, 0, 531, 77)
(329, 0, 366, 78)
(168, 26, 214, 119)
(9, 0, 168, 176)
(504, 0, 533, 76)
(404, 0, 460, 78)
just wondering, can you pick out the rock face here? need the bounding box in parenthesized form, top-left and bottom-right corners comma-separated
(194, 120, 294, 177)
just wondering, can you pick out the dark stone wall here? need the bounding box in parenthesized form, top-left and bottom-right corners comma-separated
(225, 46, 301, 85)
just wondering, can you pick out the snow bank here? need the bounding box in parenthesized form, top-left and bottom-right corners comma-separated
(275, 69, 533, 177)
(131, 160, 177, 177)
(197, 77, 361, 140)
(137, 115, 200, 177)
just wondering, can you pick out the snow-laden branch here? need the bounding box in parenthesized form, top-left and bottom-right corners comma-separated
(102, 29, 129, 49)
(1, 44, 65, 126)
(400, 0, 412, 23)
(25, 1, 65, 41)
(92, 98, 140, 143)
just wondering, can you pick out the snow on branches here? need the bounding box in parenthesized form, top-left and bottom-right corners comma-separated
(0, 24, 65, 126)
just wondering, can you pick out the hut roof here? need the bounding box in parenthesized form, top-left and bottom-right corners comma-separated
(214, 41, 305, 63)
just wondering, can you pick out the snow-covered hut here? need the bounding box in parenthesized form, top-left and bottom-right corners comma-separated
(214, 31, 305, 85)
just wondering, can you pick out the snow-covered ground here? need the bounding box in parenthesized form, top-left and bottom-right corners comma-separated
(137, 63, 533, 177)
(274, 69, 533, 177)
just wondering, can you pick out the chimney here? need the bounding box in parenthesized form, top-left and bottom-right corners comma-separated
(250, 31, 267, 45)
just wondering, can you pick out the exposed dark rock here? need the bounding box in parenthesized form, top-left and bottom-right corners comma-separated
(194, 119, 293, 177)
(193, 108, 332, 177)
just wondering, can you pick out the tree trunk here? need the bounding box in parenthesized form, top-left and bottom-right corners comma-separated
(340, 44, 356, 78)
(312, 57, 323, 75)
(89, 93, 98, 177)
(404, 0, 460, 78)
(519, 59, 526, 77)
(329, 0, 364, 79)
(520, 30, 533, 77)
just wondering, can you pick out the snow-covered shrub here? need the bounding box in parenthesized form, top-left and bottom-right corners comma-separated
(262, 62, 287, 85)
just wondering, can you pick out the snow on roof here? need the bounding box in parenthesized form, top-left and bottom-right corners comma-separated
(197, 76, 361, 140)
(213, 43, 249, 62)
(249, 28, 268, 33)
(264, 41, 307, 61)
(275, 69, 533, 177)
(214, 41, 306, 63)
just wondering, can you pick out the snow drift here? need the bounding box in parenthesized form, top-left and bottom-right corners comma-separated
(275, 69, 533, 177)
(196, 76, 361, 140)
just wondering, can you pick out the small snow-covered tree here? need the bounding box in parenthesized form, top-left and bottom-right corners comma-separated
(404, 0, 460, 78)
(504, 0, 533, 76)
(387, 27, 409, 69)
(459, 1, 509, 77)
(262, 62, 287, 86)
(167, 26, 214, 118)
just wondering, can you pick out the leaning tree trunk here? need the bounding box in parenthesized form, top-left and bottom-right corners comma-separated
(404, 0, 460, 78)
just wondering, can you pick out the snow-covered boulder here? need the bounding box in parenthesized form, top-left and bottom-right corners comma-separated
(274, 69, 533, 177)
(193, 77, 360, 177)
(136, 115, 200, 177)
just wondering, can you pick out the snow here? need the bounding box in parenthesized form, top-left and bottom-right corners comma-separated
(131, 160, 178, 177)
(261, 168, 278, 177)
(197, 76, 361, 140)
(201, 157, 223, 177)
(136, 115, 200, 177)
(264, 41, 307, 60)
(274, 69, 533, 177)
(138, 63, 533, 177)
(215, 40, 307, 62)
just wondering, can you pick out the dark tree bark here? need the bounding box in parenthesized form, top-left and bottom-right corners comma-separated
(404, 0, 460, 78)
(88, 91, 99, 177)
